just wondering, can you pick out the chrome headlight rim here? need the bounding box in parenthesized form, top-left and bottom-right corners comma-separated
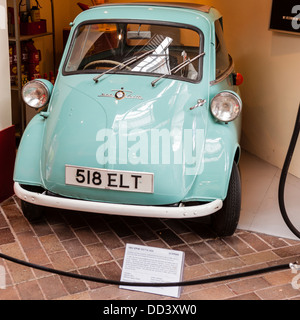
(210, 91, 242, 123)
(22, 79, 51, 109)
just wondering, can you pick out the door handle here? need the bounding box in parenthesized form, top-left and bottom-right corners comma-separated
(190, 99, 206, 110)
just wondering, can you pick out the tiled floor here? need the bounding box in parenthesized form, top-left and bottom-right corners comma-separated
(239, 151, 300, 241)
(0, 151, 300, 300)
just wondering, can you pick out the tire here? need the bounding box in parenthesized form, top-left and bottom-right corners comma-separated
(211, 162, 241, 237)
(21, 200, 44, 222)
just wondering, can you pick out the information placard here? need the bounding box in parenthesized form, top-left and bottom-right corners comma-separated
(120, 244, 185, 298)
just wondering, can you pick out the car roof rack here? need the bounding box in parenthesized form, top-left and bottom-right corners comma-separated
(91, 2, 212, 13)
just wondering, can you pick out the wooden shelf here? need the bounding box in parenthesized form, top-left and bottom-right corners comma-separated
(9, 32, 53, 42)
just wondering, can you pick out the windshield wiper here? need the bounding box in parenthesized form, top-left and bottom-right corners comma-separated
(93, 49, 156, 83)
(151, 52, 205, 87)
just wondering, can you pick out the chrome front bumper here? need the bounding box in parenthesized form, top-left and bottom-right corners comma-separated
(14, 182, 223, 219)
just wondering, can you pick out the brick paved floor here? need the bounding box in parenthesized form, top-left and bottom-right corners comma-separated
(0, 195, 300, 300)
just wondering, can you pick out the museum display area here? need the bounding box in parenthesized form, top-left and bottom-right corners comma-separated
(0, 0, 300, 301)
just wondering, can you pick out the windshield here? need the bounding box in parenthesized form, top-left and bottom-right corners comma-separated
(64, 22, 203, 82)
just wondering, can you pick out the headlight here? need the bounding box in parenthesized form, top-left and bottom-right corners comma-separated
(22, 80, 53, 109)
(210, 91, 242, 123)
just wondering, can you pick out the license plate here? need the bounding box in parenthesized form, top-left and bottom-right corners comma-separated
(65, 165, 154, 194)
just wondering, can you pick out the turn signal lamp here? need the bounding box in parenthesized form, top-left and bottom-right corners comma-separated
(233, 73, 244, 86)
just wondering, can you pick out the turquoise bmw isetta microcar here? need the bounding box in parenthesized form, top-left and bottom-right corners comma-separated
(14, 2, 243, 236)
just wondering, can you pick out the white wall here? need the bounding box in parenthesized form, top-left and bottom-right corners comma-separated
(0, 0, 11, 130)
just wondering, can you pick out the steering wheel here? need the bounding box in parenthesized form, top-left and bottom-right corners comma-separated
(83, 60, 132, 71)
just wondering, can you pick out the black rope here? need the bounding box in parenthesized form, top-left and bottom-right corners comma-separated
(0, 252, 290, 287)
(278, 104, 300, 239)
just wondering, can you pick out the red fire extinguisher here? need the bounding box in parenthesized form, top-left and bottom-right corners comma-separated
(26, 40, 41, 80)
(21, 42, 29, 85)
(9, 44, 17, 85)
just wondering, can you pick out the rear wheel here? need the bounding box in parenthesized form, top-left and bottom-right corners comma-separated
(210, 161, 241, 237)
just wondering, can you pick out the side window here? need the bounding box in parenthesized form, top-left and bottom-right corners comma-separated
(215, 18, 230, 78)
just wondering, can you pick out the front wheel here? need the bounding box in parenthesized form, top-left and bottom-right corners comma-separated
(21, 200, 44, 222)
(210, 162, 241, 237)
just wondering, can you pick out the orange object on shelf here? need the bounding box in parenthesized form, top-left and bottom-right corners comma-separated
(20, 19, 47, 36)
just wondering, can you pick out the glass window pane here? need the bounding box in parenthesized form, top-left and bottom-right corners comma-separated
(215, 19, 230, 78)
(65, 22, 203, 82)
